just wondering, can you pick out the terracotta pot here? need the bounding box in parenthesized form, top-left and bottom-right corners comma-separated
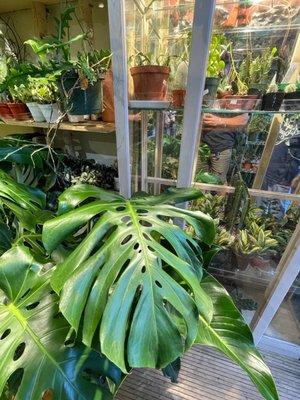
(130, 65, 170, 100)
(172, 89, 186, 107)
(102, 70, 115, 122)
(0, 103, 13, 119)
(220, 95, 258, 110)
(7, 102, 30, 120)
(243, 161, 252, 171)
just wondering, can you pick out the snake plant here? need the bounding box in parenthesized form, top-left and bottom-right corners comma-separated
(0, 177, 279, 400)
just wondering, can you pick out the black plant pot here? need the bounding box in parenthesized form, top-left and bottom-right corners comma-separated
(261, 92, 285, 111)
(282, 90, 300, 111)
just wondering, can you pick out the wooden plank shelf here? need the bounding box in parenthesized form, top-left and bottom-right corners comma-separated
(1, 119, 116, 134)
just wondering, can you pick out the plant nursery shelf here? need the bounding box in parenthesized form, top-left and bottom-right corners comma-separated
(2, 120, 116, 134)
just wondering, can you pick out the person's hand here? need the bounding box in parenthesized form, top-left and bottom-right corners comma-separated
(203, 114, 224, 127)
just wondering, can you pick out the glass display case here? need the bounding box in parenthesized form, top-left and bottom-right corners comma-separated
(115, 0, 300, 355)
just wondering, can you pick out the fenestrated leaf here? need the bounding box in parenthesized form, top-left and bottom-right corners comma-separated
(43, 186, 216, 372)
(0, 245, 124, 400)
(196, 272, 279, 400)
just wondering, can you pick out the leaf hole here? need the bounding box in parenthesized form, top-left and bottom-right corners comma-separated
(26, 301, 40, 310)
(121, 216, 130, 223)
(127, 221, 133, 227)
(143, 233, 150, 240)
(13, 342, 26, 361)
(64, 339, 76, 347)
(134, 243, 139, 250)
(53, 312, 63, 319)
(116, 206, 126, 212)
(121, 235, 133, 245)
(155, 280, 162, 288)
(20, 289, 31, 299)
(137, 209, 148, 214)
(139, 220, 152, 227)
(141, 266, 146, 273)
(148, 246, 155, 252)
(42, 388, 54, 400)
(1, 329, 11, 340)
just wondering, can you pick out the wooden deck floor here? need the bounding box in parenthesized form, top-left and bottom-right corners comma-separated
(116, 345, 300, 400)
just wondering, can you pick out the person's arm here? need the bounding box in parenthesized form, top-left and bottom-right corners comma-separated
(203, 113, 249, 129)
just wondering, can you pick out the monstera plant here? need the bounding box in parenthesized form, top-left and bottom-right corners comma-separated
(0, 172, 279, 400)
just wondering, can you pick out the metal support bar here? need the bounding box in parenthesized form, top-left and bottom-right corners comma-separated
(154, 111, 164, 194)
(251, 220, 300, 343)
(177, 0, 216, 188)
(141, 111, 148, 192)
(108, 0, 131, 198)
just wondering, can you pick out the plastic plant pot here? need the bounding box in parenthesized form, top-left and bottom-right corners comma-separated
(130, 65, 170, 100)
(0, 103, 13, 119)
(204, 77, 220, 100)
(172, 89, 186, 107)
(7, 102, 30, 120)
(38, 103, 61, 123)
(60, 71, 103, 117)
(261, 92, 285, 111)
(283, 90, 300, 110)
(26, 102, 46, 122)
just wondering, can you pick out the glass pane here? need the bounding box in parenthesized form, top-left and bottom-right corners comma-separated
(190, 192, 300, 324)
(265, 272, 300, 345)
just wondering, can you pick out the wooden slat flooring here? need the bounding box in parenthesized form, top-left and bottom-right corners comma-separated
(116, 345, 300, 400)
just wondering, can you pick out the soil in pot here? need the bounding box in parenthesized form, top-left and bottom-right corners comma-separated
(130, 65, 170, 100)
(7, 103, 30, 120)
(60, 71, 103, 118)
(172, 89, 186, 107)
(26, 102, 46, 122)
(0, 103, 13, 119)
(220, 95, 258, 110)
(261, 92, 285, 111)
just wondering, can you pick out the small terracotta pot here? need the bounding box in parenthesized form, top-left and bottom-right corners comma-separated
(243, 161, 253, 171)
(0, 103, 13, 119)
(172, 89, 186, 107)
(7, 102, 30, 120)
(130, 65, 170, 100)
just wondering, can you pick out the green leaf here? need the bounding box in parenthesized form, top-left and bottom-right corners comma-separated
(0, 170, 48, 230)
(196, 273, 279, 400)
(0, 223, 12, 255)
(43, 186, 216, 372)
(0, 245, 124, 400)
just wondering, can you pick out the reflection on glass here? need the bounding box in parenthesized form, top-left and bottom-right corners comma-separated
(265, 273, 300, 345)
(190, 191, 300, 324)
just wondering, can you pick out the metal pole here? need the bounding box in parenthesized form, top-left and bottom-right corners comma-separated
(108, 0, 131, 198)
(177, 0, 216, 188)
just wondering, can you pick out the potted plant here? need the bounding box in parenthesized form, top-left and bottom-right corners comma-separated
(204, 35, 227, 103)
(30, 76, 61, 123)
(25, 6, 111, 123)
(25, 78, 46, 122)
(0, 173, 279, 400)
(261, 81, 285, 111)
(0, 92, 13, 119)
(282, 81, 300, 110)
(7, 83, 31, 120)
(130, 52, 172, 100)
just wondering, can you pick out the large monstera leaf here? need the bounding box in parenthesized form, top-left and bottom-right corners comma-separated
(196, 273, 279, 400)
(0, 170, 50, 230)
(0, 245, 124, 400)
(43, 185, 216, 372)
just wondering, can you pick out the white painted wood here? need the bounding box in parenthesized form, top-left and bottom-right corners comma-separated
(154, 111, 164, 195)
(259, 336, 300, 359)
(108, 0, 131, 198)
(251, 220, 300, 344)
(177, 0, 216, 188)
(141, 111, 148, 192)
(129, 100, 171, 109)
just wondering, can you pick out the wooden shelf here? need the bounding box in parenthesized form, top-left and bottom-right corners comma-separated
(2, 119, 116, 134)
